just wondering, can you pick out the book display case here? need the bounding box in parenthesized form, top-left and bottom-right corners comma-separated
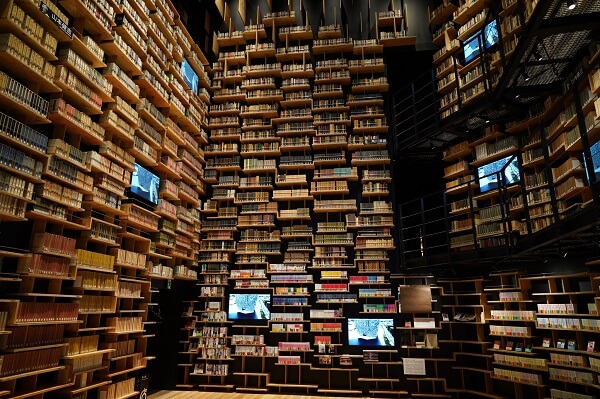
(0, 0, 210, 395)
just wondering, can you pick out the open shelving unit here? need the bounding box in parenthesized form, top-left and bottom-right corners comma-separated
(0, 0, 211, 396)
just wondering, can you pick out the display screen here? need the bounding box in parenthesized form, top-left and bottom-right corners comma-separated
(483, 20, 499, 48)
(347, 318, 395, 346)
(463, 20, 498, 63)
(180, 60, 199, 94)
(478, 155, 520, 193)
(589, 141, 600, 181)
(463, 35, 482, 64)
(228, 294, 271, 320)
(130, 163, 160, 204)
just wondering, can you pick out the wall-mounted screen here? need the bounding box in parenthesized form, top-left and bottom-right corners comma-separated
(477, 155, 520, 193)
(483, 20, 499, 48)
(228, 294, 271, 320)
(130, 163, 160, 204)
(463, 20, 499, 64)
(589, 140, 600, 181)
(180, 60, 199, 94)
(347, 318, 395, 347)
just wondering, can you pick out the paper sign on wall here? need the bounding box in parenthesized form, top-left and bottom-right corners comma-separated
(402, 358, 426, 375)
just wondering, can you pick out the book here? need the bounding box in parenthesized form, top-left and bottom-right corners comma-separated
(557, 339, 566, 349)
(588, 341, 595, 352)
(319, 355, 332, 365)
(515, 342, 523, 352)
(567, 339, 577, 350)
(318, 343, 326, 354)
(542, 337, 551, 348)
(340, 355, 352, 366)
(505, 341, 514, 351)
(493, 340, 501, 349)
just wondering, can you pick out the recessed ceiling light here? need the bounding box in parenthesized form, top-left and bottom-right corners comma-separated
(567, 0, 577, 10)
(534, 50, 543, 61)
(523, 71, 530, 82)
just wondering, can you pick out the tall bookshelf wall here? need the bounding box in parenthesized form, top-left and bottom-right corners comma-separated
(0, 0, 211, 396)
(177, 2, 414, 396)
(432, 0, 600, 251)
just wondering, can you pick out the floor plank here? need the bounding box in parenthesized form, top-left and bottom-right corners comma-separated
(150, 390, 374, 399)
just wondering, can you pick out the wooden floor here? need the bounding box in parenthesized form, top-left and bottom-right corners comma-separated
(150, 391, 373, 399)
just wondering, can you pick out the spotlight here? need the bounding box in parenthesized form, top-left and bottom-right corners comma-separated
(534, 50, 543, 61)
(523, 71, 530, 82)
(567, 0, 576, 10)
(515, 94, 520, 99)
(485, 119, 490, 124)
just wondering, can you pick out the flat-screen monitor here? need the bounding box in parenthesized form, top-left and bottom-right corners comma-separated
(180, 60, 199, 94)
(347, 318, 395, 347)
(130, 163, 160, 204)
(463, 20, 499, 64)
(228, 294, 271, 320)
(591, 141, 600, 175)
(483, 20, 499, 48)
(478, 155, 520, 193)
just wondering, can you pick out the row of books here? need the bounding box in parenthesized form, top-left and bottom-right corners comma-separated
(272, 323, 303, 333)
(551, 389, 594, 399)
(493, 353, 546, 369)
(0, 347, 61, 377)
(272, 297, 308, 306)
(11, 302, 78, 323)
(105, 316, 143, 333)
(194, 326, 227, 338)
(199, 347, 231, 360)
(75, 270, 118, 290)
(271, 313, 304, 322)
(310, 322, 343, 332)
(79, 295, 115, 314)
(549, 367, 595, 385)
(279, 342, 310, 351)
(234, 346, 279, 357)
(536, 317, 597, 330)
(76, 249, 114, 271)
(493, 368, 542, 385)
(98, 377, 135, 399)
(67, 351, 104, 373)
(489, 325, 531, 337)
(490, 310, 536, 321)
(18, 254, 71, 277)
(231, 335, 263, 345)
(277, 355, 301, 365)
(1, 324, 63, 350)
(537, 303, 577, 315)
(192, 363, 229, 375)
(65, 334, 99, 356)
(310, 309, 342, 318)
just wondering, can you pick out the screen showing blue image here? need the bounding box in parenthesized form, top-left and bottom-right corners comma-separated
(590, 141, 600, 181)
(130, 163, 160, 204)
(478, 155, 520, 193)
(228, 294, 271, 320)
(463, 20, 499, 63)
(180, 60, 199, 94)
(483, 20, 499, 48)
(347, 318, 395, 347)
(463, 35, 481, 64)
